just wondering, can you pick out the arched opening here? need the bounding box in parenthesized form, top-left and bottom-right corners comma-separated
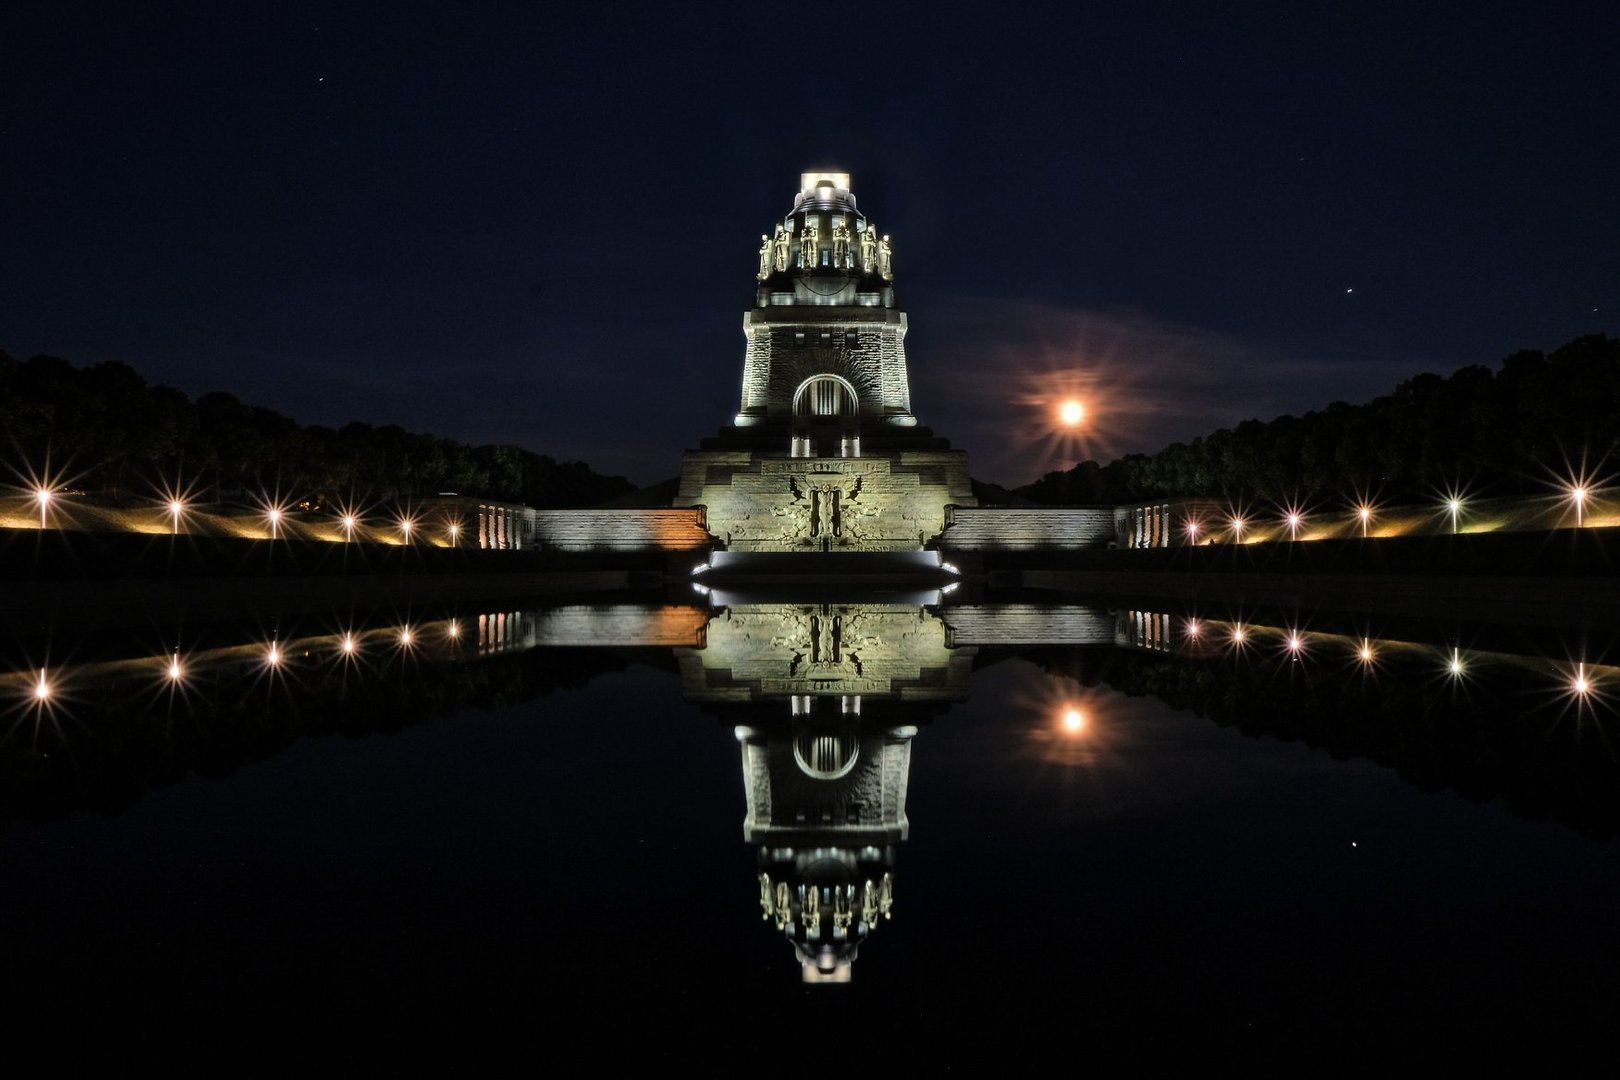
(790, 375, 861, 458)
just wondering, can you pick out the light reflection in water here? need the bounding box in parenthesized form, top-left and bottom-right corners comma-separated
(14, 609, 1605, 735)
(4, 599, 1620, 997)
(1107, 608, 1620, 712)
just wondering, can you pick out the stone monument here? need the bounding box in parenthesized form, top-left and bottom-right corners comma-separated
(675, 171, 975, 553)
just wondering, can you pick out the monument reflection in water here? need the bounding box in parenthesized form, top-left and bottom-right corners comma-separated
(9, 590, 1620, 1000)
(685, 600, 974, 982)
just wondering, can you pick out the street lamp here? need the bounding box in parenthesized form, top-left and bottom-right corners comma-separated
(169, 498, 184, 534)
(1445, 496, 1462, 535)
(34, 487, 52, 529)
(1569, 484, 1589, 528)
(1356, 503, 1372, 538)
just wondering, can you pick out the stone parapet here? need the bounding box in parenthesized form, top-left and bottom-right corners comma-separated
(937, 506, 1115, 550)
(532, 508, 711, 552)
(936, 603, 1114, 646)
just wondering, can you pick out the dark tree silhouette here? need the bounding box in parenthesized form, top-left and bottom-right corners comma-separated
(0, 351, 634, 507)
(1016, 335, 1620, 504)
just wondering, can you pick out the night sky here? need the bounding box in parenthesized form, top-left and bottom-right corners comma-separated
(4, 3, 1616, 488)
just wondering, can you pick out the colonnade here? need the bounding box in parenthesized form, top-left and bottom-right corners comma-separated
(477, 610, 530, 654)
(477, 504, 522, 550)
(1116, 609, 1173, 652)
(1118, 503, 1173, 548)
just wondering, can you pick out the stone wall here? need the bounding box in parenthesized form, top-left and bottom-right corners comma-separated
(936, 506, 1115, 550)
(937, 604, 1114, 646)
(737, 725, 914, 845)
(736, 308, 912, 423)
(531, 509, 711, 552)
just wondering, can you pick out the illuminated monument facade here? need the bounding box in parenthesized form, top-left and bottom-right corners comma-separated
(676, 172, 976, 552)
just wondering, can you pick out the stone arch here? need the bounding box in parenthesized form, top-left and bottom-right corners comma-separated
(792, 373, 860, 417)
(792, 729, 861, 781)
(790, 374, 862, 458)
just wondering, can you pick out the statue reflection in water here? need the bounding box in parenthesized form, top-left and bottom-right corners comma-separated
(677, 601, 974, 983)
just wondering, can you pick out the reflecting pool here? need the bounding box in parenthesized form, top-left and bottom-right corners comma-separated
(3, 593, 1618, 1065)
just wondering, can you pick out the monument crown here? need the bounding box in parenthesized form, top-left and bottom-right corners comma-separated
(794, 172, 856, 211)
(737, 170, 909, 437)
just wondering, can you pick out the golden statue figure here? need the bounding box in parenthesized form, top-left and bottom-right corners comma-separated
(800, 219, 820, 269)
(831, 220, 851, 269)
(775, 882, 791, 930)
(759, 873, 776, 918)
(773, 223, 791, 272)
(859, 226, 876, 273)
(878, 234, 893, 280)
(758, 234, 773, 280)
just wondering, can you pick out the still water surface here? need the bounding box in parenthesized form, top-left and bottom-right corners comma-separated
(3, 596, 1617, 1065)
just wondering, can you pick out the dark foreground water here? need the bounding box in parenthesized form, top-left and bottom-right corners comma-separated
(3, 596, 1618, 1068)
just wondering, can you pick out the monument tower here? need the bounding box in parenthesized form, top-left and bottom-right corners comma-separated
(676, 171, 975, 553)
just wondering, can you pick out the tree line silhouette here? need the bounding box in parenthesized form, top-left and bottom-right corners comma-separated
(1017, 333, 1620, 505)
(0, 351, 634, 507)
(13, 333, 1616, 511)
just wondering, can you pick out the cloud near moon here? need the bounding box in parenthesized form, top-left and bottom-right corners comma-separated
(911, 296, 1430, 487)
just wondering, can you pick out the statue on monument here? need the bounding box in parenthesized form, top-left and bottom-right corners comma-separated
(878, 234, 893, 280)
(774, 881, 791, 929)
(800, 219, 820, 269)
(758, 234, 774, 280)
(773, 223, 791, 272)
(831, 220, 851, 269)
(859, 226, 877, 274)
(813, 486, 837, 538)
